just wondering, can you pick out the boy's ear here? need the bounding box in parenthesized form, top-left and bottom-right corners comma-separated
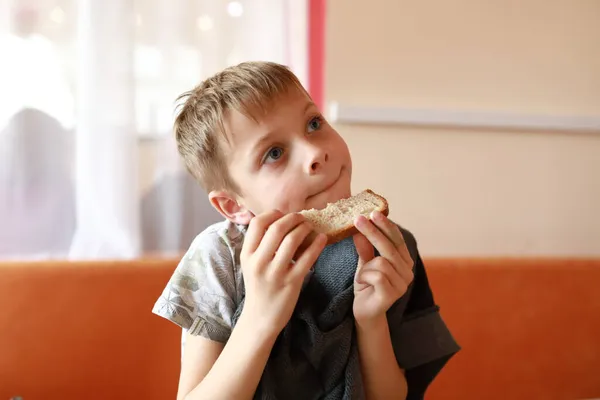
(209, 190, 253, 225)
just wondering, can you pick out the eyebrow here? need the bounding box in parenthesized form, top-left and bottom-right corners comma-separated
(248, 100, 317, 159)
(302, 101, 316, 115)
(249, 132, 276, 161)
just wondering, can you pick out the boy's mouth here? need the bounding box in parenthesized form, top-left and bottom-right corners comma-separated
(306, 168, 344, 202)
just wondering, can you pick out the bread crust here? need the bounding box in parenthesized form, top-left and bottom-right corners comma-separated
(324, 189, 389, 244)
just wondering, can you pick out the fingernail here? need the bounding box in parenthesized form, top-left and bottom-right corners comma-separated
(355, 215, 367, 227)
(371, 210, 383, 221)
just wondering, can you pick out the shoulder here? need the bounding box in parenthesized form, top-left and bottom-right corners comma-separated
(152, 220, 246, 342)
(181, 219, 244, 269)
(175, 220, 243, 294)
(188, 219, 245, 256)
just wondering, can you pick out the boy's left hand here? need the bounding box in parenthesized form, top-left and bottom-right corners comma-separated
(352, 210, 414, 326)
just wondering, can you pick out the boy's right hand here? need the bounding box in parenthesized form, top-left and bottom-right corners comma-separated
(240, 210, 327, 337)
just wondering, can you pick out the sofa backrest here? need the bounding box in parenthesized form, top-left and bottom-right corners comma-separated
(0, 259, 181, 400)
(426, 258, 600, 400)
(1, 258, 599, 399)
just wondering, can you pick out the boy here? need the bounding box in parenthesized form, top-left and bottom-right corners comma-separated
(153, 61, 459, 400)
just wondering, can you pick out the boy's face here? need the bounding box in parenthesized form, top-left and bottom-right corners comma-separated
(219, 88, 352, 221)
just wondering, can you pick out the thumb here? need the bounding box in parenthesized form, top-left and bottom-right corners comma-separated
(353, 233, 374, 268)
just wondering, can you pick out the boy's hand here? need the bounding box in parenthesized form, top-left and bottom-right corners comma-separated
(352, 211, 414, 327)
(240, 210, 327, 337)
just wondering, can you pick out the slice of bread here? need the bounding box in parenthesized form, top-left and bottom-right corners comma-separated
(300, 189, 389, 245)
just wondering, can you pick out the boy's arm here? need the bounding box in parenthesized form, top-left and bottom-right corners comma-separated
(352, 214, 459, 399)
(175, 212, 327, 400)
(178, 314, 277, 400)
(352, 213, 414, 399)
(356, 316, 407, 400)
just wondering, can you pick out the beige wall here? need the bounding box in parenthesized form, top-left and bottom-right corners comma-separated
(326, 0, 600, 256)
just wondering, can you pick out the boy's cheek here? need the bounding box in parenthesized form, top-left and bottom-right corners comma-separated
(269, 185, 305, 212)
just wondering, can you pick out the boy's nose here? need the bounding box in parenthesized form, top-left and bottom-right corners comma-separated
(308, 151, 329, 174)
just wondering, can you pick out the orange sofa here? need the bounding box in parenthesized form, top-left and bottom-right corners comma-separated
(1, 258, 599, 399)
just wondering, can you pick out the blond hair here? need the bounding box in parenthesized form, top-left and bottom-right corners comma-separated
(174, 61, 306, 193)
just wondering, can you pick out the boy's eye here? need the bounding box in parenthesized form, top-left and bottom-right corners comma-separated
(264, 147, 284, 163)
(307, 116, 322, 132)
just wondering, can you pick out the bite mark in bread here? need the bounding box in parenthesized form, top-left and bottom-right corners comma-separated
(300, 189, 389, 245)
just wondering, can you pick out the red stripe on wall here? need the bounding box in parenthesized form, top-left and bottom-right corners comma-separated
(308, 0, 326, 110)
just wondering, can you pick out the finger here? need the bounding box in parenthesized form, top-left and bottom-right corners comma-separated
(365, 257, 410, 294)
(370, 211, 401, 244)
(243, 210, 284, 255)
(357, 258, 394, 286)
(289, 233, 327, 281)
(355, 215, 413, 286)
(292, 230, 318, 261)
(272, 221, 313, 268)
(256, 213, 306, 260)
(354, 268, 394, 293)
(354, 215, 402, 266)
(383, 255, 414, 288)
(364, 227, 413, 284)
(353, 233, 374, 268)
(370, 211, 412, 266)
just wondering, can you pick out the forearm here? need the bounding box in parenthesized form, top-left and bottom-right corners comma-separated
(356, 316, 407, 400)
(185, 314, 277, 400)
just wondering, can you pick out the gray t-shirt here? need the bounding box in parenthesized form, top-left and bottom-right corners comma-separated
(152, 220, 245, 344)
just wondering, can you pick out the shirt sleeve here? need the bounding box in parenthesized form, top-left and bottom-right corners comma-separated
(152, 227, 240, 343)
(388, 228, 460, 398)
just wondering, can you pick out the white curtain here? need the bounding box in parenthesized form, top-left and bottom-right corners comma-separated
(0, 0, 308, 260)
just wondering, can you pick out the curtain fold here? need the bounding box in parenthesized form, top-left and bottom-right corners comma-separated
(69, 0, 139, 259)
(0, 0, 306, 261)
